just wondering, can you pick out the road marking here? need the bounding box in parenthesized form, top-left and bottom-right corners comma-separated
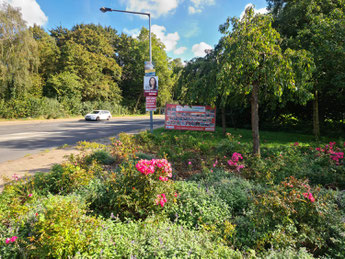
(0, 132, 63, 141)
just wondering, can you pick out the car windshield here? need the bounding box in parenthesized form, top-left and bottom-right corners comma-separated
(91, 111, 100, 114)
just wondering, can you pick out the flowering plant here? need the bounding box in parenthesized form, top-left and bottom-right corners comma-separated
(315, 142, 344, 166)
(107, 158, 176, 220)
(227, 152, 245, 172)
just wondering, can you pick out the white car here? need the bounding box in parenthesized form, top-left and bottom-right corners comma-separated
(85, 110, 112, 121)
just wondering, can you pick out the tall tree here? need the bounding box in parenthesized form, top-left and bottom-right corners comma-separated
(0, 3, 39, 100)
(115, 28, 173, 112)
(50, 24, 122, 102)
(219, 6, 313, 155)
(267, 0, 345, 137)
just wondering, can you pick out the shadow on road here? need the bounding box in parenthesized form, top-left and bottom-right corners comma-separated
(0, 119, 164, 152)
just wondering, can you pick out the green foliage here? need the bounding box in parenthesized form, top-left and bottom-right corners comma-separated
(24, 195, 104, 258)
(2, 128, 345, 257)
(31, 162, 95, 195)
(0, 3, 39, 100)
(263, 247, 315, 259)
(251, 176, 344, 255)
(167, 181, 232, 229)
(88, 159, 176, 220)
(85, 150, 115, 165)
(76, 218, 242, 258)
(110, 133, 139, 163)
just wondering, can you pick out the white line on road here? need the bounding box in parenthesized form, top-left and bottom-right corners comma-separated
(0, 132, 63, 141)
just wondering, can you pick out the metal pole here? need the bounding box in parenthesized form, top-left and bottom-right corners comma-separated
(100, 7, 154, 133)
(149, 14, 153, 133)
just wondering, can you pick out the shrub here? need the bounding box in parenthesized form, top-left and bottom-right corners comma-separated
(250, 176, 345, 256)
(89, 159, 176, 220)
(110, 133, 138, 163)
(22, 195, 104, 258)
(85, 150, 115, 165)
(190, 170, 258, 215)
(262, 247, 315, 259)
(166, 181, 232, 230)
(75, 217, 242, 258)
(31, 162, 95, 195)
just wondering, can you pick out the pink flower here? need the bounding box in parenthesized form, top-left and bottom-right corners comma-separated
(303, 192, 315, 203)
(174, 192, 178, 197)
(309, 193, 315, 203)
(5, 238, 10, 244)
(210, 169, 213, 173)
(188, 161, 192, 165)
(294, 142, 299, 146)
(228, 160, 237, 166)
(10, 236, 18, 242)
(28, 194, 33, 197)
(159, 176, 169, 182)
(156, 194, 167, 207)
(160, 199, 165, 207)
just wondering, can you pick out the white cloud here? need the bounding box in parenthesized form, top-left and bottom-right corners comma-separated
(188, 0, 215, 14)
(123, 28, 140, 38)
(174, 47, 187, 55)
(192, 42, 212, 57)
(240, 3, 268, 19)
(121, 0, 178, 18)
(152, 24, 180, 52)
(188, 6, 201, 14)
(0, 0, 48, 26)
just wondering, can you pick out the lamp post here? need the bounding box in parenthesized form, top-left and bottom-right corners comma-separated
(100, 7, 153, 132)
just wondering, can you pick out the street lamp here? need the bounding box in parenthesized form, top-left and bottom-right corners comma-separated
(100, 7, 154, 132)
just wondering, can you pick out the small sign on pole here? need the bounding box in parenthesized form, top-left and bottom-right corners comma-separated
(146, 96, 157, 111)
(144, 61, 158, 97)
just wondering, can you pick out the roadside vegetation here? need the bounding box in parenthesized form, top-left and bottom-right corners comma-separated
(0, 1, 344, 139)
(1, 128, 344, 258)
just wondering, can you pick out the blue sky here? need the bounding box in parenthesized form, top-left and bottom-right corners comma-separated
(1, 0, 268, 61)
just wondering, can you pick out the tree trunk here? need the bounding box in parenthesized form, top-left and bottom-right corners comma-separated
(251, 83, 260, 156)
(313, 88, 320, 139)
(134, 92, 143, 113)
(222, 107, 226, 136)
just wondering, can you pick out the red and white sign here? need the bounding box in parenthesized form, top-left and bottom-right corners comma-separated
(146, 97, 157, 112)
(165, 104, 216, 131)
(144, 76, 158, 97)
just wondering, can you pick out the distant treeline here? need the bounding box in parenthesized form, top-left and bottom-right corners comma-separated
(0, 3, 182, 119)
(175, 0, 345, 138)
(1, 1, 344, 138)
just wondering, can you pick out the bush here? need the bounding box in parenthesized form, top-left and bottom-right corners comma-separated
(262, 247, 315, 259)
(88, 159, 176, 220)
(190, 170, 259, 215)
(75, 217, 242, 258)
(250, 176, 345, 256)
(31, 162, 95, 195)
(110, 133, 139, 163)
(166, 181, 232, 230)
(85, 150, 115, 165)
(23, 195, 103, 258)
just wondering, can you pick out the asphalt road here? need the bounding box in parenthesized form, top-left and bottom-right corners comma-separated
(0, 117, 165, 163)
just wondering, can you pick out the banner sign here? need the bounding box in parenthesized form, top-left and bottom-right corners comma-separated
(146, 96, 157, 112)
(144, 76, 158, 97)
(165, 104, 216, 131)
